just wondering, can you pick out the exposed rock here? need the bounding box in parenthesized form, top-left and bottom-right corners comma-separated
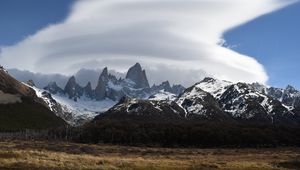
(171, 84, 186, 95)
(125, 63, 150, 88)
(64, 76, 83, 101)
(95, 67, 109, 101)
(176, 84, 232, 122)
(151, 81, 173, 93)
(44, 82, 64, 94)
(83, 82, 94, 98)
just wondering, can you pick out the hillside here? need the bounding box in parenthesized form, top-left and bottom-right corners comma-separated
(0, 68, 66, 131)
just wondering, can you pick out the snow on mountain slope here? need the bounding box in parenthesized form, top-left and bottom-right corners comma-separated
(219, 82, 296, 123)
(98, 97, 186, 121)
(31, 86, 116, 125)
(195, 77, 233, 99)
(176, 86, 208, 115)
(148, 90, 177, 101)
(52, 95, 116, 119)
(175, 84, 232, 121)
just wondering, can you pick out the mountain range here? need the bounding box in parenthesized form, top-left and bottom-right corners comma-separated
(31, 63, 185, 125)
(97, 77, 300, 125)
(1, 63, 300, 129)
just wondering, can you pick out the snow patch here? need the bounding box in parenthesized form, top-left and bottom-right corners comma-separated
(149, 90, 176, 101)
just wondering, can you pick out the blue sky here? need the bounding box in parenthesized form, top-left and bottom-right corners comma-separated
(0, 0, 74, 45)
(0, 0, 299, 88)
(224, 1, 300, 89)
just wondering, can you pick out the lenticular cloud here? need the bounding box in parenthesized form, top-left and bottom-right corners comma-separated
(0, 0, 296, 86)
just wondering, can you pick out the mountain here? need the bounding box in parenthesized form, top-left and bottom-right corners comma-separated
(44, 82, 64, 95)
(64, 76, 84, 101)
(0, 67, 65, 130)
(176, 83, 232, 122)
(96, 97, 186, 122)
(32, 63, 185, 125)
(125, 63, 150, 88)
(151, 81, 185, 95)
(16, 61, 298, 126)
(95, 77, 300, 125)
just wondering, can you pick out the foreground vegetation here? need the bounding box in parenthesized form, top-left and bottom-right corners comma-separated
(0, 140, 299, 170)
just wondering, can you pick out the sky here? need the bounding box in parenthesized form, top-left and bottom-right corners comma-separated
(0, 0, 299, 88)
(224, 1, 300, 89)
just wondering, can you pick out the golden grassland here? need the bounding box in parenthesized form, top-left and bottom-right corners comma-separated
(0, 140, 299, 170)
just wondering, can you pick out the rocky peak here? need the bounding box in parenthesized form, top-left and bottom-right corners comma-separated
(44, 82, 64, 94)
(172, 84, 186, 95)
(95, 68, 109, 100)
(125, 63, 150, 88)
(161, 81, 172, 91)
(285, 85, 297, 93)
(250, 82, 267, 94)
(99, 67, 109, 82)
(83, 82, 94, 98)
(195, 77, 232, 99)
(66, 76, 76, 86)
(151, 80, 173, 93)
(201, 77, 216, 83)
(64, 76, 82, 101)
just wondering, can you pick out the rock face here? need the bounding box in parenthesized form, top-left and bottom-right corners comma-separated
(151, 81, 186, 96)
(95, 68, 109, 101)
(171, 84, 186, 95)
(64, 76, 83, 101)
(44, 82, 64, 94)
(151, 81, 173, 93)
(83, 82, 94, 98)
(125, 63, 150, 88)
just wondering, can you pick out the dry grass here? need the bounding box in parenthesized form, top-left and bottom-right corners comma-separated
(0, 140, 299, 170)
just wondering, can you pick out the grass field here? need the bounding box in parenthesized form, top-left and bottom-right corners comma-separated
(0, 140, 299, 170)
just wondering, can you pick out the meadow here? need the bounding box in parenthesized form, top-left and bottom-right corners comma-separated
(0, 140, 299, 170)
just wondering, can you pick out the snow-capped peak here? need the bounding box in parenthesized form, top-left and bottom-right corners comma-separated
(195, 77, 233, 99)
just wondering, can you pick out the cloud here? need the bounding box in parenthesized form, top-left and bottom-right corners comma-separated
(0, 0, 296, 86)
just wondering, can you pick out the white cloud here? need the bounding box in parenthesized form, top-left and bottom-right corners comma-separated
(0, 0, 296, 86)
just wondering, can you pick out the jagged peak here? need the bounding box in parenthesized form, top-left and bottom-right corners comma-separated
(172, 84, 185, 89)
(100, 67, 108, 77)
(64, 76, 78, 92)
(286, 85, 296, 91)
(125, 62, 149, 88)
(68, 76, 76, 82)
(201, 77, 216, 82)
(162, 80, 170, 86)
(133, 62, 142, 69)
